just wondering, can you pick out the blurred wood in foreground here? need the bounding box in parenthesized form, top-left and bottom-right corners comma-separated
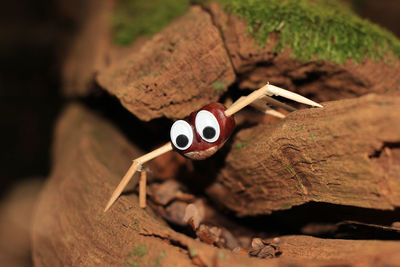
(31, 103, 400, 266)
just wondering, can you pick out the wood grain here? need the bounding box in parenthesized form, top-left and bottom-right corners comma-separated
(97, 6, 236, 121)
(207, 94, 400, 216)
(32, 103, 400, 267)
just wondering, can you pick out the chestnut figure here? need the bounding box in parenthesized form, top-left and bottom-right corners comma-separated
(104, 83, 323, 212)
(170, 103, 235, 160)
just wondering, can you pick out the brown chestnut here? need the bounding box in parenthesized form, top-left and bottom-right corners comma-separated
(170, 103, 235, 160)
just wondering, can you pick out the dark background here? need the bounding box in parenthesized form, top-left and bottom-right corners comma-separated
(0, 0, 81, 196)
(0, 0, 399, 197)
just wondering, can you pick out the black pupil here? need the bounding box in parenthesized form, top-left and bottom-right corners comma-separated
(203, 126, 216, 140)
(176, 134, 189, 148)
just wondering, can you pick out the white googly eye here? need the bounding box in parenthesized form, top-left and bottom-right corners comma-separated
(195, 110, 220, 143)
(170, 120, 193, 150)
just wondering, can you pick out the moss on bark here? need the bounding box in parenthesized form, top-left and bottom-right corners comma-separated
(112, 0, 191, 46)
(220, 0, 400, 64)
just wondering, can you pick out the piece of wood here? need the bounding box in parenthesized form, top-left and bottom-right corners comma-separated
(261, 96, 297, 112)
(104, 160, 140, 212)
(251, 100, 286, 119)
(97, 6, 236, 121)
(225, 85, 270, 116)
(233, 96, 287, 119)
(31, 105, 196, 267)
(32, 103, 400, 267)
(139, 171, 147, 209)
(90, 2, 400, 124)
(137, 143, 173, 163)
(104, 142, 173, 212)
(276, 235, 400, 265)
(225, 84, 320, 117)
(204, 3, 400, 102)
(207, 94, 400, 216)
(29, 104, 272, 267)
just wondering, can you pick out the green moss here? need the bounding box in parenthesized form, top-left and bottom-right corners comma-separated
(234, 142, 248, 149)
(159, 250, 166, 258)
(129, 219, 140, 231)
(124, 262, 139, 267)
(113, 0, 191, 46)
(213, 80, 227, 91)
(220, 0, 400, 64)
(295, 125, 303, 131)
(189, 247, 198, 257)
(281, 203, 293, 210)
(113, 0, 400, 62)
(312, 195, 321, 201)
(379, 101, 389, 107)
(155, 250, 166, 266)
(133, 245, 148, 257)
(350, 173, 358, 179)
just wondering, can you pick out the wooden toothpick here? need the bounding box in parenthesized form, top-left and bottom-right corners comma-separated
(261, 96, 296, 112)
(225, 85, 270, 116)
(225, 84, 322, 117)
(104, 142, 173, 212)
(251, 100, 286, 119)
(231, 95, 287, 119)
(139, 171, 147, 208)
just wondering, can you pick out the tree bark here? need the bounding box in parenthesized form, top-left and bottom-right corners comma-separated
(94, 3, 400, 122)
(204, 3, 400, 102)
(207, 94, 400, 216)
(97, 6, 236, 121)
(32, 103, 400, 267)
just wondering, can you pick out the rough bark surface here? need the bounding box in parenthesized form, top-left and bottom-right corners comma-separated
(277, 235, 400, 265)
(97, 6, 236, 121)
(91, 3, 400, 122)
(207, 94, 400, 216)
(31, 104, 400, 267)
(205, 3, 400, 102)
(31, 1, 400, 266)
(29, 104, 268, 267)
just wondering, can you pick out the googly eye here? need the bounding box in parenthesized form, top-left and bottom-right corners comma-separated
(170, 120, 193, 150)
(195, 110, 220, 143)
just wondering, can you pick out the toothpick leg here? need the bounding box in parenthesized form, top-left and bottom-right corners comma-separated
(251, 99, 286, 119)
(104, 142, 173, 212)
(139, 171, 147, 208)
(261, 96, 297, 112)
(228, 96, 247, 111)
(225, 84, 322, 117)
(232, 96, 286, 119)
(266, 84, 323, 108)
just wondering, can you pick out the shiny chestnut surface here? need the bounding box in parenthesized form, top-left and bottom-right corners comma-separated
(170, 103, 235, 160)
